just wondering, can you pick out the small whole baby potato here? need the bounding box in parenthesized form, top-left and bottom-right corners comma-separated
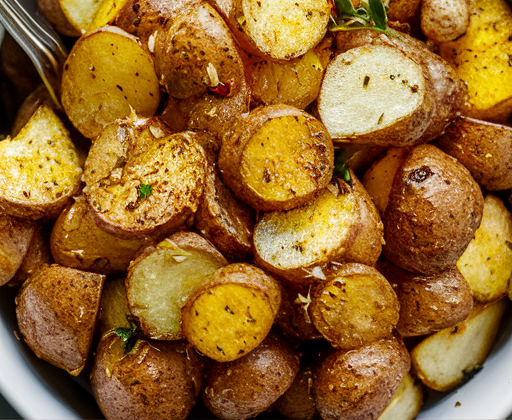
(91, 333, 202, 420)
(203, 334, 300, 420)
(219, 104, 334, 211)
(421, 0, 469, 43)
(314, 336, 411, 420)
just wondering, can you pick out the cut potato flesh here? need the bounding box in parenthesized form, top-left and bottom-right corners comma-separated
(318, 45, 430, 145)
(61, 0, 101, 30)
(378, 373, 424, 420)
(0, 104, 82, 219)
(457, 195, 512, 302)
(61, 26, 160, 139)
(97, 277, 131, 337)
(411, 299, 507, 392)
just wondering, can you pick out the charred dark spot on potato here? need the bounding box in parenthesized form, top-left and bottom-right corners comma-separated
(217, 345, 225, 355)
(363, 76, 370, 88)
(408, 166, 434, 183)
(225, 306, 235, 315)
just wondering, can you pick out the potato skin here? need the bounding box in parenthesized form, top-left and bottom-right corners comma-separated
(383, 144, 484, 274)
(91, 334, 202, 420)
(36, 0, 80, 36)
(387, 0, 421, 22)
(203, 334, 300, 420)
(421, 0, 469, 43)
(314, 336, 411, 420)
(378, 261, 474, 337)
(438, 116, 512, 191)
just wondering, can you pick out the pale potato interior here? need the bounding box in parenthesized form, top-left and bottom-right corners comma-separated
(378, 373, 424, 420)
(319, 45, 426, 139)
(241, 0, 330, 59)
(128, 247, 225, 340)
(412, 299, 507, 392)
(61, 0, 101, 30)
(254, 186, 357, 270)
(457, 195, 512, 302)
(0, 105, 82, 204)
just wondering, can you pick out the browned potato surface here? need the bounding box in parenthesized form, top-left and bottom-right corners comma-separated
(219, 105, 334, 211)
(309, 263, 399, 349)
(203, 334, 300, 420)
(84, 117, 206, 239)
(16, 264, 105, 375)
(438, 116, 512, 191)
(97, 277, 131, 337)
(421, 0, 469, 43)
(387, 0, 421, 22)
(314, 336, 411, 420)
(378, 261, 474, 337)
(61, 26, 161, 140)
(378, 373, 424, 420)
(182, 263, 281, 362)
(126, 232, 227, 340)
(91, 333, 202, 420)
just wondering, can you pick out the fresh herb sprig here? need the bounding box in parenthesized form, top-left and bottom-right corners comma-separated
(114, 317, 138, 354)
(137, 183, 152, 200)
(333, 150, 352, 184)
(330, 0, 393, 36)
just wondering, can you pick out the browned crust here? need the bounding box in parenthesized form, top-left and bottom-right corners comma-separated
(36, 0, 81, 36)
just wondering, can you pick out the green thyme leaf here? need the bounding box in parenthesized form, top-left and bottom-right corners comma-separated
(138, 183, 152, 200)
(330, 0, 392, 35)
(368, 0, 387, 30)
(114, 318, 138, 354)
(333, 151, 352, 184)
(114, 327, 134, 343)
(335, 0, 356, 15)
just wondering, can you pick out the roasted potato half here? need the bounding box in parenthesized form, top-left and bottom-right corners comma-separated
(219, 105, 334, 211)
(84, 116, 206, 239)
(203, 334, 299, 420)
(61, 26, 161, 140)
(16, 264, 105, 375)
(421, 0, 469, 43)
(126, 231, 227, 340)
(97, 277, 131, 337)
(378, 373, 424, 420)
(182, 263, 281, 362)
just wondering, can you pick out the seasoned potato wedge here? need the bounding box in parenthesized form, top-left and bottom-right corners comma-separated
(91, 334, 202, 420)
(318, 44, 434, 147)
(210, 0, 331, 60)
(421, 0, 469, 43)
(439, 0, 512, 122)
(84, 117, 206, 239)
(378, 261, 473, 337)
(126, 232, 227, 340)
(378, 373, 424, 420)
(254, 173, 383, 285)
(203, 334, 299, 420)
(61, 26, 160, 139)
(219, 105, 334, 211)
(15, 264, 105, 375)
(0, 104, 82, 220)
(411, 299, 507, 392)
(457, 195, 512, 302)
(438, 116, 512, 191)
(51, 196, 151, 274)
(309, 263, 399, 349)
(314, 336, 411, 420)
(182, 263, 281, 362)
(97, 277, 131, 337)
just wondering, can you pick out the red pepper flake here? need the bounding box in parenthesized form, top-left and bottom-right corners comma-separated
(209, 81, 232, 97)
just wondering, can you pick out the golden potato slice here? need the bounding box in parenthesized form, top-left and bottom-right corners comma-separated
(84, 117, 206, 239)
(438, 116, 512, 191)
(439, 0, 512, 123)
(0, 104, 82, 220)
(457, 195, 512, 302)
(314, 336, 411, 420)
(219, 105, 334, 211)
(0, 215, 35, 286)
(318, 44, 434, 147)
(378, 373, 424, 420)
(182, 263, 281, 362)
(97, 277, 131, 337)
(61, 26, 160, 139)
(126, 232, 227, 340)
(309, 263, 399, 349)
(411, 299, 507, 392)
(50, 196, 151, 274)
(91, 334, 202, 420)
(15, 264, 105, 375)
(203, 334, 299, 420)
(378, 261, 474, 337)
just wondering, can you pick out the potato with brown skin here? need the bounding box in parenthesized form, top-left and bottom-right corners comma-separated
(438, 116, 512, 191)
(84, 116, 206, 239)
(314, 336, 411, 420)
(203, 334, 300, 420)
(36, 0, 82, 36)
(369, 144, 484, 274)
(254, 172, 383, 286)
(182, 263, 281, 362)
(377, 260, 474, 337)
(91, 333, 202, 420)
(97, 277, 131, 337)
(15, 264, 105, 375)
(386, 0, 422, 22)
(219, 105, 334, 211)
(421, 0, 469, 43)
(126, 231, 227, 340)
(309, 263, 399, 349)
(378, 373, 424, 420)
(50, 196, 151, 274)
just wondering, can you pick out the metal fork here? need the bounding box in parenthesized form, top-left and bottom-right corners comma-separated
(0, 0, 67, 107)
